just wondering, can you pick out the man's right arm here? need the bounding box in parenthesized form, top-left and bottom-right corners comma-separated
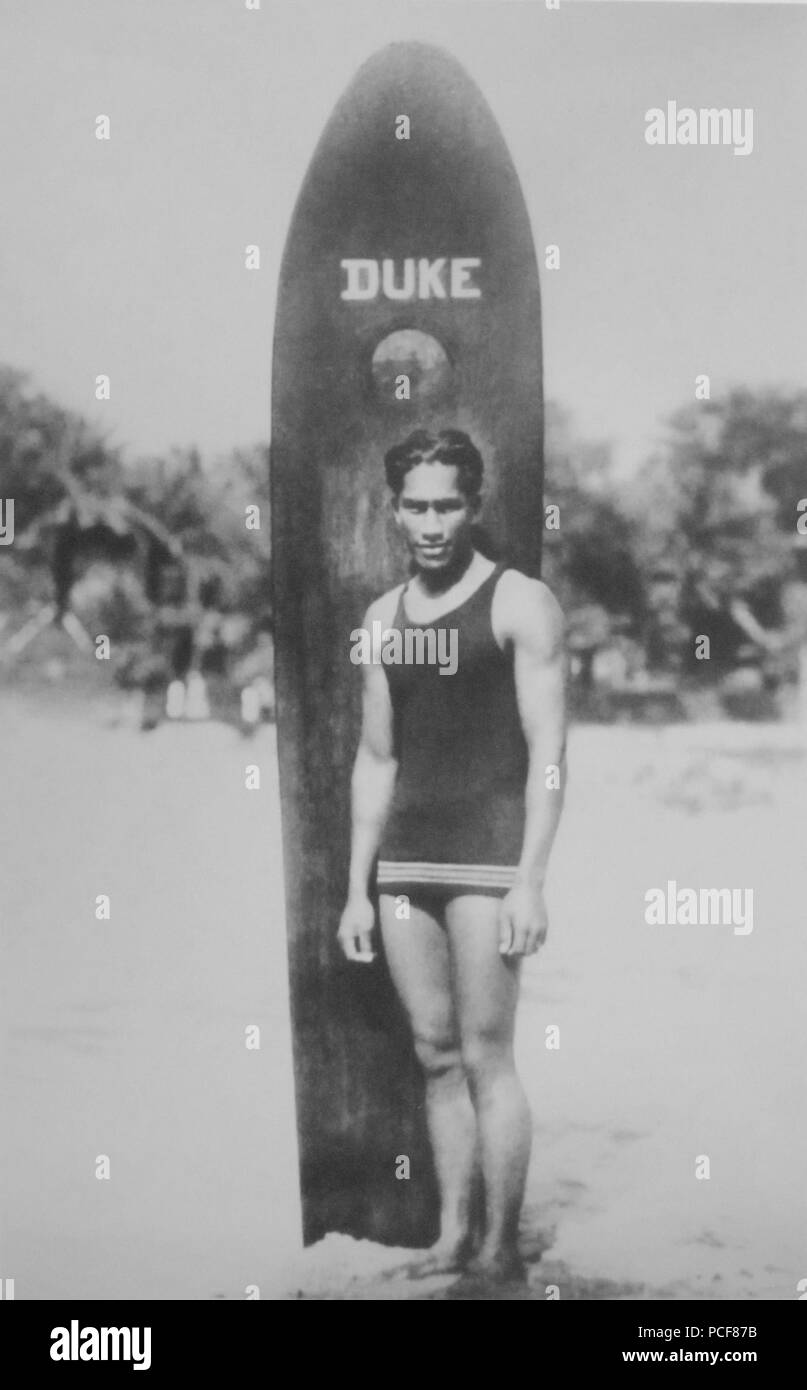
(338, 602, 399, 962)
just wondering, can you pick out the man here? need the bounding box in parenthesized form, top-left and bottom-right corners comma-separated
(338, 428, 567, 1282)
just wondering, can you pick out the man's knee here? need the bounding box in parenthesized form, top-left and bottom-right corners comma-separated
(413, 1030, 461, 1078)
(461, 1026, 513, 1084)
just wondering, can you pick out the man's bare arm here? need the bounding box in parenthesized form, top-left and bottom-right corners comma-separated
(494, 573, 567, 954)
(511, 579, 568, 888)
(339, 599, 399, 961)
(347, 664, 398, 896)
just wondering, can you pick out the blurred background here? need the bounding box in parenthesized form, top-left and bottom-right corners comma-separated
(0, 365, 273, 728)
(2, 366, 806, 729)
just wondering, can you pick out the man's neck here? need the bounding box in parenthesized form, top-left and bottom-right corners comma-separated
(412, 546, 477, 596)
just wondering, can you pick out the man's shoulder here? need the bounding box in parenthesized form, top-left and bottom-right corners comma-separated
(493, 569, 565, 646)
(495, 568, 562, 615)
(364, 584, 405, 629)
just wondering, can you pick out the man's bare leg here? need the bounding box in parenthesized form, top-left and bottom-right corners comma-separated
(445, 893, 531, 1278)
(378, 892, 476, 1271)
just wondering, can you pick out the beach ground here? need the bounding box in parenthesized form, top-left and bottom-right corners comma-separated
(3, 682, 806, 1300)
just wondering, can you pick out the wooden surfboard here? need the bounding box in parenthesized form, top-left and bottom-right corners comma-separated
(272, 41, 543, 1246)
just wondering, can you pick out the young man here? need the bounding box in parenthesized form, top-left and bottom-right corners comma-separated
(338, 428, 567, 1282)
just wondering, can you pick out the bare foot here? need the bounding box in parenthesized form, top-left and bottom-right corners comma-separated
(406, 1234, 474, 1279)
(464, 1248, 527, 1284)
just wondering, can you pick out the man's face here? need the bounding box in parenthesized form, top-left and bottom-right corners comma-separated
(392, 461, 479, 573)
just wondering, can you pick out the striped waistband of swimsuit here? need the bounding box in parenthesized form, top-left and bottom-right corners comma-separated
(377, 861, 519, 891)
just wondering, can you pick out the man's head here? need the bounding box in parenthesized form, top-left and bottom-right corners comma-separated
(384, 428, 483, 575)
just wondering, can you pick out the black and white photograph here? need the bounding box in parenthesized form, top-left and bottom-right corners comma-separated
(2, 0, 807, 1329)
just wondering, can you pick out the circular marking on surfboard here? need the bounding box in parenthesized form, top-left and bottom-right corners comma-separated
(370, 329, 452, 402)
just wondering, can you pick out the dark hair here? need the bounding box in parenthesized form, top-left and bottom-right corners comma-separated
(384, 428, 484, 499)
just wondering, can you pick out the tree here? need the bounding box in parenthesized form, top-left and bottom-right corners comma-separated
(632, 389, 807, 681)
(543, 402, 644, 620)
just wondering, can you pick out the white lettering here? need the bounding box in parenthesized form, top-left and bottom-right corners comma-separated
(340, 259, 379, 300)
(449, 257, 481, 298)
(342, 257, 481, 301)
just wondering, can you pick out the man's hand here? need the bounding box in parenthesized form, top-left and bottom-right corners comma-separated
(498, 882, 548, 957)
(337, 894, 377, 963)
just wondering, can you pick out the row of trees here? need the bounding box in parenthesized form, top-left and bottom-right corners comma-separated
(542, 394, 807, 716)
(1, 364, 805, 717)
(0, 365, 270, 651)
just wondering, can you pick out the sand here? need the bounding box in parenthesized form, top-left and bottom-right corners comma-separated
(3, 691, 806, 1300)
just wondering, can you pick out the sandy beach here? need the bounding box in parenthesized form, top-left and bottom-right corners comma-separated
(3, 689, 806, 1300)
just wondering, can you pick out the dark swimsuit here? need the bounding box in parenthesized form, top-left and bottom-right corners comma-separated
(376, 562, 529, 897)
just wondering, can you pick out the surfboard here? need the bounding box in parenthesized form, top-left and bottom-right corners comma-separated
(272, 41, 543, 1246)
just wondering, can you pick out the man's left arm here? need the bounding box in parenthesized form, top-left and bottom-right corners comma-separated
(497, 574, 568, 957)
